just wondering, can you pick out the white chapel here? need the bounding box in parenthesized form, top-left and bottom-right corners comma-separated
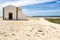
(3, 5, 26, 20)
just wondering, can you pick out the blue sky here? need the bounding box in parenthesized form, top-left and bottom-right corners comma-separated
(0, 0, 60, 16)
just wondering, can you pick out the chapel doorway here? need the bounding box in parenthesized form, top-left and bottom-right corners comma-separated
(9, 13, 12, 20)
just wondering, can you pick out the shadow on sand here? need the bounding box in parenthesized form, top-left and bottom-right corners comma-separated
(3, 19, 29, 21)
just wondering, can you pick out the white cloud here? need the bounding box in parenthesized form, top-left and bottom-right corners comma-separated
(23, 9, 60, 13)
(12, 0, 55, 6)
(1, 0, 55, 7)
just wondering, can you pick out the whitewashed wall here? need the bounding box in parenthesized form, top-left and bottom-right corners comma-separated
(4, 5, 16, 20)
(18, 10, 26, 19)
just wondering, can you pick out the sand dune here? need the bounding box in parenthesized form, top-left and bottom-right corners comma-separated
(0, 18, 60, 40)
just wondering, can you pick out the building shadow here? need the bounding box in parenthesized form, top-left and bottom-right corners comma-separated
(3, 19, 29, 21)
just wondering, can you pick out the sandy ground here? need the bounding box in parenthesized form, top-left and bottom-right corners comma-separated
(0, 18, 60, 40)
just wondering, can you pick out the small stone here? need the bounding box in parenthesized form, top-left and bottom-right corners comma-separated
(12, 34, 15, 36)
(42, 33, 44, 35)
(26, 34, 31, 37)
(4, 35, 8, 37)
(29, 30, 32, 32)
(38, 30, 43, 32)
(15, 39, 18, 40)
